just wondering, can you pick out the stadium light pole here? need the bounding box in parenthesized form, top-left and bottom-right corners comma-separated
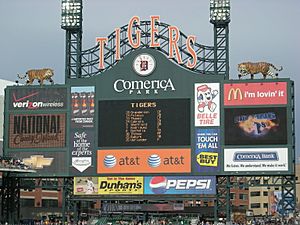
(210, 0, 231, 222)
(61, 2, 83, 224)
(209, 0, 230, 24)
(61, 0, 82, 29)
(209, 0, 230, 80)
(61, 0, 83, 80)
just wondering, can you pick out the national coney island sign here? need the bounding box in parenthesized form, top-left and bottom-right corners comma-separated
(96, 16, 199, 70)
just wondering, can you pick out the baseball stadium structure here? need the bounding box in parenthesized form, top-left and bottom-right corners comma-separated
(0, 0, 296, 224)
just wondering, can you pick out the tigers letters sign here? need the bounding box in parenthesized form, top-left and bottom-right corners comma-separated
(224, 82, 287, 106)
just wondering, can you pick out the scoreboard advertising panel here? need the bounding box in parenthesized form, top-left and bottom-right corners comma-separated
(223, 81, 293, 175)
(4, 86, 69, 176)
(3, 49, 294, 178)
(73, 176, 216, 195)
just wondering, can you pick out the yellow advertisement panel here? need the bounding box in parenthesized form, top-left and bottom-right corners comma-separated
(98, 176, 144, 195)
(196, 152, 218, 167)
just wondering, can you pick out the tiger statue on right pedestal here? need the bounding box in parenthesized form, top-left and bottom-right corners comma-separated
(238, 62, 283, 79)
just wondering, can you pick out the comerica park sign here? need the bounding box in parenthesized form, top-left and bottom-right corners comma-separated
(113, 78, 176, 94)
(96, 16, 199, 70)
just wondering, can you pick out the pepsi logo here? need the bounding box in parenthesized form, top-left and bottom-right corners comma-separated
(104, 155, 117, 168)
(148, 154, 161, 167)
(149, 176, 167, 194)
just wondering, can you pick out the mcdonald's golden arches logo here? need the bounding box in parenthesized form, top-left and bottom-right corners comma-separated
(228, 88, 243, 101)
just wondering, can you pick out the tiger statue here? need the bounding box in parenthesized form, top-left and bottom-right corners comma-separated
(17, 68, 54, 85)
(238, 62, 283, 79)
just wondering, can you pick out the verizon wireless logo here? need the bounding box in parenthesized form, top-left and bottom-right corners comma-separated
(12, 92, 64, 109)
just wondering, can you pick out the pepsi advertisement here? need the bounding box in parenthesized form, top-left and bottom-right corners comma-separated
(195, 129, 220, 173)
(225, 107, 287, 145)
(144, 176, 216, 195)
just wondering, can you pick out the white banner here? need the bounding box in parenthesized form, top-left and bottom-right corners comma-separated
(195, 83, 220, 127)
(224, 148, 288, 172)
(72, 157, 92, 172)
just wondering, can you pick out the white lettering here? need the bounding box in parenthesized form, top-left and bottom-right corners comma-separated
(113, 78, 176, 94)
(166, 179, 211, 190)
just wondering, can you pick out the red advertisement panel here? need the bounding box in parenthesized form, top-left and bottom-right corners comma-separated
(224, 82, 287, 106)
(97, 149, 191, 174)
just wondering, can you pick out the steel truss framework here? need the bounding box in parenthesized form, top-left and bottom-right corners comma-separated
(65, 30, 82, 79)
(0, 174, 20, 224)
(215, 175, 296, 222)
(213, 25, 229, 79)
(66, 20, 229, 79)
(0, 174, 296, 224)
(0, 176, 77, 224)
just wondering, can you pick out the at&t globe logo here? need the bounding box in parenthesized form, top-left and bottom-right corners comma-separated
(149, 176, 167, 194)
(104, 155, 116, 168)
(148, 154, 161, 167)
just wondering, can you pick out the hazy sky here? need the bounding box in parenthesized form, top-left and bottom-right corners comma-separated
(1, 0, 299, 158)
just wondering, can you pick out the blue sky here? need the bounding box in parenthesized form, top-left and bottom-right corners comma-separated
(1, 0, 299, 159)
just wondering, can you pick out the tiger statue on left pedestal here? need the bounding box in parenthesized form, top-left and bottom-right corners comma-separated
(17, 68, 54, 85)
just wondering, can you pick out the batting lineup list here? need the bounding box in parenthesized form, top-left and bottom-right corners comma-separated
(125, 102, 162, 143)
(98, 99, 190, 147)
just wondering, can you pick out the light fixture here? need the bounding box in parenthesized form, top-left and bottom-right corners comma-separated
(210, 0, 230, 24)
(61, 0, 82, 30)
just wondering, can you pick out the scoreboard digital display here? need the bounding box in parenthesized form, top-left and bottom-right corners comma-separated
(98, 99, 190, 147)
(225, 107, 287, 145)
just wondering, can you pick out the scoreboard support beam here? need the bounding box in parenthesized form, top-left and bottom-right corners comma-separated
(214, 175, 296, 222)
(213, 26, 229, 79)
(214, 176, 231, 223)
(62, 177, 76, 224)
(282, 175, 296, 217)
(0, 173, 20, 224)
(65, 30, 82, 79)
